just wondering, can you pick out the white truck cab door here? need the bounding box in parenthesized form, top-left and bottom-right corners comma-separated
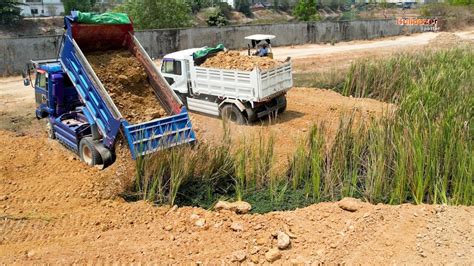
(160, 59, 188, 94)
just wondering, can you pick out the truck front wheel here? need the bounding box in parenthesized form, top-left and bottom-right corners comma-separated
(221, 104, 246, 125)
(79, 137, 103, 167)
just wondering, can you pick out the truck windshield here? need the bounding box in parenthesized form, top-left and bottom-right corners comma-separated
(162, 60, 182, 76)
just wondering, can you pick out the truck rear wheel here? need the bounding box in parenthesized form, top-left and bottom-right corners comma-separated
(277, 95, 287, 114)
(79, 137, 103, 167)
(221, 104, 246, 125)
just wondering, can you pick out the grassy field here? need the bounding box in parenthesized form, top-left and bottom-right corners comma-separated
(130, 46, 473, 212)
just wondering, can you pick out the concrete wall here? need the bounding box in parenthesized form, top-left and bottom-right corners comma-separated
(1, 19, 422, 75)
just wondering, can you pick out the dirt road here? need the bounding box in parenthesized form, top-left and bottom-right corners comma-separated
(1, 31, 473, 264)
(273, 29, 474, 60)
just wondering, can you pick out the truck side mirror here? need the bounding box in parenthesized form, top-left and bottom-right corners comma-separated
(23, 78, 30, 86)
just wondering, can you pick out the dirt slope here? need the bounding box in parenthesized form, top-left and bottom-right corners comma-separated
(0, 131, 472, 264)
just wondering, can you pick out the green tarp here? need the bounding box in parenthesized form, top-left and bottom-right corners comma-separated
(76, 11, 131, 25)
(193, 44, 225, 59)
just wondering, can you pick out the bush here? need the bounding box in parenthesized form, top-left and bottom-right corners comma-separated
(115, 0, 192, 29)
(293, 0, 320, 21)
(206, 7, 229, 26)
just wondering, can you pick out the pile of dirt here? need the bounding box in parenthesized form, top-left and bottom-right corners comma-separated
(429, 32, 464, 47)
(86, 50, 166, 124)
(0, 131, 473, 264)
(201, 51, 282, 71)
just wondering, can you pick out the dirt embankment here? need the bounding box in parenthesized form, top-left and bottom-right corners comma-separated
(201, 51, 282, 71)
(0, 130, 472, 264)
(86, 50, 166, 124)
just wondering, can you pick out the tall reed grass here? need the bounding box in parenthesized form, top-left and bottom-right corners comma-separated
(131, 46, 473, 211)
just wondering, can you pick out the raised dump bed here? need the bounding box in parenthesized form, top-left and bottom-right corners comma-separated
(59, 11, 195, 159)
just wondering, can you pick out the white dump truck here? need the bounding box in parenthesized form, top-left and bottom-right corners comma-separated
(159, 46, 293, 124)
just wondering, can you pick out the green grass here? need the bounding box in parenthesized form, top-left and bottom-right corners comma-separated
(293, 70, 346, 91)
(129, 46, 473, 211)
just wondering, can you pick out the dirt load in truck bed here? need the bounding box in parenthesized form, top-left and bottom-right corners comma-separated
(86, 50, 166, 124)
(201, 51, 282, 71)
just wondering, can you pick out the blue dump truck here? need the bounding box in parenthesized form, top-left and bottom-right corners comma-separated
(23, 12, 196, 168)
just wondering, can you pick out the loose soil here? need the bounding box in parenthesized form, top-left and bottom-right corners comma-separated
(201, 51, 282, 71)
(86, 50, 166, 124)
(0, 131, 472, 264)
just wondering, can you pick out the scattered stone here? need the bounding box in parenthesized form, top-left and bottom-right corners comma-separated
(231, 250, 247, 262)
(164, 225, 173, 231)
(195, 218, 206, 228)
(166, 205, 178, 215)
(230, 222, 244, 232)
(250, 255, 260, 264)
(277, 231, 291, 250)
(0, 195, 8, 201)
(338, 197, 361, 212)
(256, 237, 267, 245)
(26, 250, 35, 258)
(190, 213, 200, 220)
(265, 248, 282, 262)
(250, 246, 261, 255)
(253, 224, 263, 230)
(215, 200, 252, 214)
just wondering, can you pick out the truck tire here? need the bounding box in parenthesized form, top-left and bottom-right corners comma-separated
(245, 108, 257, 122)
(277, 95, 287, 114)
(47, 121, 56, 139)
(79, 137, 103, 167)
(221, 104, 246, 125)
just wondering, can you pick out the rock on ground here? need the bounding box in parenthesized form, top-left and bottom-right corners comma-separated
(231, 250, 247, 262)
(214, 200, 252, 214)
(265, 248, 282, 262)
(277, 231, 291, 249)
(338, 197, 361, 212)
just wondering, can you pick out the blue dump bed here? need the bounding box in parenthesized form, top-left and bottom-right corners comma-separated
(59, 12, 195, 159)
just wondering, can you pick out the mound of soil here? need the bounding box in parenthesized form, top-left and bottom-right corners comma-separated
(429, 32, 464, 47)
(201, 51, 282, 71)
(86, 50, 166, 124)
(1, 129, 473, 264)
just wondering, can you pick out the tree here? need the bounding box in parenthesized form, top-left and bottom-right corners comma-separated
(0, 0, 22, 25)
(116, 0, 192, 30)
(235, 0, 252, 17)
(293, 0, 320, 21)
(63, 0, 97, 14)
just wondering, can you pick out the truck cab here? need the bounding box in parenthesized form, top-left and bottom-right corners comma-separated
(24, 60, 109, 167)
(27, 60, 79, 120)
(160, 48, 201, 97)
